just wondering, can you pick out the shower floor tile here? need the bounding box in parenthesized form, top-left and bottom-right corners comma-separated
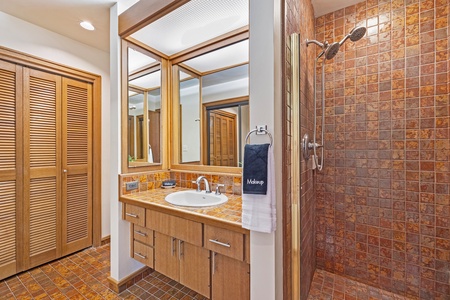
(0, 244, 208, 300)
(307, 269, 407, 300)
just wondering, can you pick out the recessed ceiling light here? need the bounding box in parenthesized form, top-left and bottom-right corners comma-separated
(80, 21, 95, 31)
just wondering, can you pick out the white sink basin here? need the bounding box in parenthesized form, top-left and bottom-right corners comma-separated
(165, 190, 228, 207)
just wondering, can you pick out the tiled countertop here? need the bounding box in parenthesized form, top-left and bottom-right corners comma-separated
(119, 187, 247, 233)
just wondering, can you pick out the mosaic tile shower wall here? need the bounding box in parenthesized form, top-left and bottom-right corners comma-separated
(314, 0, 449, 299)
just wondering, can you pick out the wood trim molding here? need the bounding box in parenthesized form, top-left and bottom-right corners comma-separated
(92, 75, 102, 247)
(125, 37, 169, 60)
(119, 0, 191, 37)
(0, 46, 99, 83)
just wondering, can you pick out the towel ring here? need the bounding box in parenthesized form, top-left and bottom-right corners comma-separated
(245, 128, 273, 146)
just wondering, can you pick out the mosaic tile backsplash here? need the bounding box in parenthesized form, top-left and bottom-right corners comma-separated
(120, 170, 242, 197)
(314, 0, 449, 299)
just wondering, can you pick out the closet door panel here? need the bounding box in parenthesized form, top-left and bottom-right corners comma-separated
(23, 68, 61, 269)
(0, 61, 21, 279)
(61, 78, 92, 255)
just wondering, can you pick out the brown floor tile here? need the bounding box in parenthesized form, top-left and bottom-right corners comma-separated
(0, 244, 208, 299)
(308, 269, 410, 300)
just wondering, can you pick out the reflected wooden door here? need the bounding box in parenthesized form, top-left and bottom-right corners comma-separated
(209, 110, 237, 166)
(128, 116, 135, 159)
(148, 110, 160, 163)
(136, 115, 144, 159)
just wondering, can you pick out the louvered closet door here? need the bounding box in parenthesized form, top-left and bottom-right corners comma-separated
(23, 68, 62, 269)
(0, 61, 21, 279)
(61, 78, 92, 256)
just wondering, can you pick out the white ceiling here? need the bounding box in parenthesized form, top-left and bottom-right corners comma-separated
(0, 0, 359, 53)
(131, 0, 248, 56)
(0, 0, 116, 52)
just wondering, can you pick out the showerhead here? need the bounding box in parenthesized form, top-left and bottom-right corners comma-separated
(324, 42, 340, 60)
(349, 26, 366, 42)
(339, 26, 367, 45)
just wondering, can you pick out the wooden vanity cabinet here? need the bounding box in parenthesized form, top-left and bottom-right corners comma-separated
(131, 224, 154, 267)
(154, 232, 210, 298)
(124, 204, 146, 227)
(205, 224, 250, 300)
(212, 253, 250, 300)
(122, 204, 250, 299)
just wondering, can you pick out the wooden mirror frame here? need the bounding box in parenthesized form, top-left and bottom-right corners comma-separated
(121, 39, 170, 173)
(119, 0, 248, 175)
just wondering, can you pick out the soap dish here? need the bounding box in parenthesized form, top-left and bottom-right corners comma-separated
(162, 179, 176, 188)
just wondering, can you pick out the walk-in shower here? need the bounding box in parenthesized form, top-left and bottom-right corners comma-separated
(302, 26, 366, 171)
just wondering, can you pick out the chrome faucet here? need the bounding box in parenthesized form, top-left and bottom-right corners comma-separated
(192, 176, 211, 193)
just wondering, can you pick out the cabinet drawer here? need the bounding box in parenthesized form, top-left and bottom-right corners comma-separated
(124, 204, 145, 227)
(147, 210, 202, 246)
(133, 224, 154, 246)
(204, 225, 244, 261)
(133, 240, 154, 268)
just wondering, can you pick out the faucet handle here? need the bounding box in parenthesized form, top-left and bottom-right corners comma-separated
(192, 180, 201, 192)
(215, 184, 225, 195)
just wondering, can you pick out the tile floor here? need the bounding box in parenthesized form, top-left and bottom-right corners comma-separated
(0, 244, 208, 300)
(0, 244, 416, 300)
(307, 269, 407, 300)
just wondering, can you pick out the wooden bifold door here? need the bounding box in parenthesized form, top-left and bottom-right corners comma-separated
(0, 60, 93, 279)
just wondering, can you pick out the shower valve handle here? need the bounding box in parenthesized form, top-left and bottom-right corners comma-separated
(308, 142, 323, 150)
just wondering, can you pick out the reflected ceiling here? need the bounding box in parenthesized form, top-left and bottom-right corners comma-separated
(183, 40, 248, 73)
(130, 0, 248, 56)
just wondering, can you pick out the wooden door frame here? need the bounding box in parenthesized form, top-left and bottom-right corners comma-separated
(0, 46, 102, 247)
(201, 96, 248, 166)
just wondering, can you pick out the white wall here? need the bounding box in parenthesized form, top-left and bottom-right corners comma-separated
(0, 11, 112, 238)
(109, 3, 144, 281)
(249, 0, 283, 299)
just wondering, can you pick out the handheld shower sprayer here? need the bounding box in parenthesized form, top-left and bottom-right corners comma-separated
(303, 26, 366, 171)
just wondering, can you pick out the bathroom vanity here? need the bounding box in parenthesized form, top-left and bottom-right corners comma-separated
(120, 188, 250, 300)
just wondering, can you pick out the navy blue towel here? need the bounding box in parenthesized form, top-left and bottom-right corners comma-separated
(243, 143, 270, 195)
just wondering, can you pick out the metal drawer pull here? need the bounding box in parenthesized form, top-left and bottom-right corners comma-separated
(134, 252, 147, 259)
(171, 237, 176, 256)
(126, 213, 138, 218)
(208, 239, 231, 248)
(178, 240, 184, 260)
(134, 230, 147, 237)
(212, 252, 216, 275)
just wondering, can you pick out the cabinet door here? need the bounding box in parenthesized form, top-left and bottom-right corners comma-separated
(61, 78, 93, 256)
(212, 253, 250, 300)
(154, 232, 179, 280)
(23, 68, 62, 269)
(0, 61, 21, 279)
(179, 241, 210, 298)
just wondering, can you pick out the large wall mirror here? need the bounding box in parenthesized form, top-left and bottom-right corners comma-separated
(177, 57, 249, 167)
(120, 0, 249, 173)
(126, 45, 162, 168)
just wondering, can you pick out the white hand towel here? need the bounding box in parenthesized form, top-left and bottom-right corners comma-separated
(242, 145, 276, 233)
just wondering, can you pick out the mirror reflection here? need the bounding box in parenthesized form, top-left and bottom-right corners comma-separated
(128, 47, 162, 167)
(177, 45, 249, 167)
(179, 70, 201, 163)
